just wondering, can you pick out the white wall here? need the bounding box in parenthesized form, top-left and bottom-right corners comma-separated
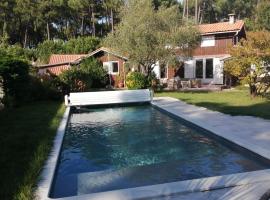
(152, 62, 161, 79)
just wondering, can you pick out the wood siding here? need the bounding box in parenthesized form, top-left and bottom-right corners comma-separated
(193, 33, 235, 56)
(94, 52, 126, 87)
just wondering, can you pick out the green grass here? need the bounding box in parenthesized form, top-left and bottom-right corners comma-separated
(155, 90, 270, 119)
(0, 101, 65, 200)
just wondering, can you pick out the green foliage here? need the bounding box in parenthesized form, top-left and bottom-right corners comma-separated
(59, 67, 89, 92)
(0, 101, 64, 200)
(224, 31, 270, 97)
(59, 58, 107, 92)
(126, 72, 147, 89)
(0, 58, 30, 107)
(104, 0, 200, 76)
(36, 40, 65, 63)
(63, 37, 101, 54)
(79, 57, 108, 88)
(36, 37, 100, 63)
(257, 0, 270, 31)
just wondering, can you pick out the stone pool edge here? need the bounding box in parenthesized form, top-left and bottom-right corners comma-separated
(35, 106, 70, 200)
(35, 98, 270, 200)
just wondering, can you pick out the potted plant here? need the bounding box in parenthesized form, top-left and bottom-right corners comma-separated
(116, 74, 124, 88)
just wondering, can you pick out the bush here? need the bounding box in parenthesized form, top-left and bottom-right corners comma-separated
(59, 58, 108, 93)
(36, 40, 65, 63)
(36, 37, 101, 64)
(126, 72, 147, 89)
(59, 68, 89, 93)
(0, 57, 30, 107)
(79, 58, 108, 88)
(63, 37, 100, 54)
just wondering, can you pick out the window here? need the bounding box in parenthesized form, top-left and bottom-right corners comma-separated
(196, 60, 203, 78)
(201, 36, 215, 47)
(103, 61, 119, 74)
(112, 62, 119, 74)
(160, 64, 168, 78)
(206, 59, 213, 78)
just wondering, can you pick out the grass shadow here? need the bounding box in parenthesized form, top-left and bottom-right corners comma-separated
(0, 101, 65, 200)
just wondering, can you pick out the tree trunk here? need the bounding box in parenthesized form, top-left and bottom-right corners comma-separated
(182, 0, 186, 19)
(111, 8, 114, 33)
(90, 6, 96, 37)
(195, 0, 198, 24)
(46, 22, 50, 40)
(249, 84, 257, 98)
(81, 16, 84, 36)
(186, 0, 189, 20)
(23, 27, 28, 48)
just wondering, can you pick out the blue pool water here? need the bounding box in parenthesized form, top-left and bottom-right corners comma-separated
(50, 105, 269, 198)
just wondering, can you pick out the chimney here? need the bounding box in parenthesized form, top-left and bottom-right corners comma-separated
(228, 14, 235, 24)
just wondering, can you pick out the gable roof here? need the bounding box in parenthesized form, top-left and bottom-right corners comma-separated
(199, 20, 245, 35)
(87, 47, 128, 60)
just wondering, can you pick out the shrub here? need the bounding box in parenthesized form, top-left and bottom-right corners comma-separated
(36, 40, 65, 63)
(63, 37, 100, 54)
(0, 57, 30, 107)
(79, 58, 108, 88)
(126, 72, 147, 89)
(59, 68, 89, 93)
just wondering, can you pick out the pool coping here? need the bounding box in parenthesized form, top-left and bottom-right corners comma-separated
(35, 98, 270, 200)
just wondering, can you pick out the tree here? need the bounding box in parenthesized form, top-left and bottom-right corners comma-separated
(102, 0, 124, 33)
(224, 31, 270, 97)
(104, 0, 200, 77)
(256, 0, 270, 31)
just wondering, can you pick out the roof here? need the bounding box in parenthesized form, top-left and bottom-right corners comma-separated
(38, 54, 87, 69)
(45, 65, 71, 75)
(48, 54, 87, 65)
(199, 20, 245, 35)
(87, 47, 128, 60)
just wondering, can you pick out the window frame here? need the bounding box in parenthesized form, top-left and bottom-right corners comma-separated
(195, 59, 204, 79)
(103, 61, 120, 75)
(205, 58, 214, 79)
(201, 36, 215, 47)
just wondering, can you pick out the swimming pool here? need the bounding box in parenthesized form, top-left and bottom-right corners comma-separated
(50, 105, 270, 198)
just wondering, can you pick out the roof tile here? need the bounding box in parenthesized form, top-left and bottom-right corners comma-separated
(199, 20, 244, 35)
(49, 54, 87, 65)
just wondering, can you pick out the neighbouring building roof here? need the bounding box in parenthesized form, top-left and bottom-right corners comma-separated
(38, 54, 87, 75)
(49, 54, 87, 65)
(199, 20, 245, 35)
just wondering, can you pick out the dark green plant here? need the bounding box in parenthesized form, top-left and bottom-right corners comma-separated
(59, 67, 90, 93)
(79, 57, 108, 88)
(126, 72, 147, 89)
(0, 57, 30, 107)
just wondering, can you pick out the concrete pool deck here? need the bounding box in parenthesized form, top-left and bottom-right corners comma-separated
(152, 97, 270, 200)
(36, 96, 270, 200)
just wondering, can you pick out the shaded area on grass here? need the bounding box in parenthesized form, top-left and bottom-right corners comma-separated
(155, 90, 270, 120)
(0, 101, 65, 200)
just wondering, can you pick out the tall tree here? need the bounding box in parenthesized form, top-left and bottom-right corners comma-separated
(104, 0, 200, 77)
(256, 0, 270, 31)
(14, 0, 36, 47)
(102, 0, 124, 33)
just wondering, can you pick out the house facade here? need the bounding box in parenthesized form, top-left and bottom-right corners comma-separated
(154, 14, 246, 85)
(38, 47, 128, 87)
(38, 15, 246, 87)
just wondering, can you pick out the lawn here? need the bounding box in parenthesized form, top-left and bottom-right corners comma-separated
(155, 89, 270, 120)
(0, 101, 65, 200)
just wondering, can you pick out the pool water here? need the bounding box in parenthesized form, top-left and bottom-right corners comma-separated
(50, 105, 269, 198)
